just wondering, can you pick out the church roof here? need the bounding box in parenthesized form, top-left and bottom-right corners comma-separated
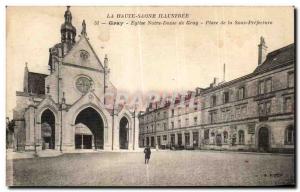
(253, 43, 294, 74)
(200, 43, 295, 94)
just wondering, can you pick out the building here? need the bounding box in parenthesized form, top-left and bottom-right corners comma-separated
(12, 7, 139, 152)
(139, 37, 295, 153)
(139, 91, 201, 150)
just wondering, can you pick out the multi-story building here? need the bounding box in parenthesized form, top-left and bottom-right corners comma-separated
(139, 99, 170, 148)
(139, 37, 295, 153)
(167, 91, 201, 149)
(139, 91, 202, 149)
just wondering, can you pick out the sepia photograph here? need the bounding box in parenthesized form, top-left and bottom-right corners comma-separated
(5, 6, 295, 187)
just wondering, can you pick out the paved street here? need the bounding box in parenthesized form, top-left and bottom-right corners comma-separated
(8, 150, 295, 186)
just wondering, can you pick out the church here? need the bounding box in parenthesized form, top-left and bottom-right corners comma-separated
(13, 7, 139, 152)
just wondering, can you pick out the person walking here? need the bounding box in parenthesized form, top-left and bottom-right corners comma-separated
(144, 146, 151, 164)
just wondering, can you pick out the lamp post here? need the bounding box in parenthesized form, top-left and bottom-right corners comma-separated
(103, 54, 110, 105)
(132, 104, 137, 150)
(60, 92, 66, 152)
(31, 97, 38, 157)
(60, 103, 63, 152)
(111, 98, 116, 151)
(50, 54, 63, 152)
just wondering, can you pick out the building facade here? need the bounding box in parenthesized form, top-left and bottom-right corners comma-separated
(139, 38, 295, 153)
(13, 7, 139, 152)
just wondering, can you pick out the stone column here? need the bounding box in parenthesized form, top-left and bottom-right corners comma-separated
(61, 110, 73, 151)
(56, 108, 63, 151)
(92, 135, 95, 149)
(81, 134, 83, 149)
(182, 131, 185, 146)
(25, 106, 35, 151)
(133, 116, 139, 150)
(189, 130, 193, 147)
(198, 129, 202, 148)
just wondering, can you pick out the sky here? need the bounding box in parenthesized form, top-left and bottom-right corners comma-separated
(6, 6, 294, 118)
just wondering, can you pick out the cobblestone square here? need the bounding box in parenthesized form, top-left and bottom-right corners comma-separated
(8, 151, 295, 186)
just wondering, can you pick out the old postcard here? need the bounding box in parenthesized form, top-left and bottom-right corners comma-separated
(6, 6, 295, 186)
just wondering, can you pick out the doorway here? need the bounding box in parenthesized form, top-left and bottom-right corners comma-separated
(119, 117, 129, 149)
(74, 107, 104, 149)
(41, 109, 55, 150)
(258, 127, 269, 152)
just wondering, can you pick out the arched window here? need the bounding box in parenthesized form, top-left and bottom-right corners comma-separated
(238, 130, 245, 145)
(285, 125, 294, 145)
(223, 131, 228, 143)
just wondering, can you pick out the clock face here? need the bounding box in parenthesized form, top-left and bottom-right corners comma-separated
(76, 76, 92, 93)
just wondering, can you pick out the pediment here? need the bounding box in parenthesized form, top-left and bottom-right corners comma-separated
(118, 107, 133, 118)
(36, 95, 59, 112)
(68, 90, 110, 115)
(63, 35, 104, 71)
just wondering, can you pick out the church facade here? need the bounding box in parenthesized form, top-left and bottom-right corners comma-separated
(13, 7, 139, 152)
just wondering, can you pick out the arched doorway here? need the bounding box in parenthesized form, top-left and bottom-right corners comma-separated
(258, 127, 269, 152)
(41, 109, 55, 150)
(119, 117, 129, 149)
(75, 107, 104, 149)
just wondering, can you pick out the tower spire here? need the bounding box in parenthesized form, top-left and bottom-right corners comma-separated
(81, 20, 87, 36)
(64, 6, 72, 23)
(61, 6, 77, 54)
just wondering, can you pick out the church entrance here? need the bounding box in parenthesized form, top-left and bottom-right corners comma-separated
(119, 117, 129, 149)
(74, 107, 104, 149)
(258, 127, 269, 152)
(41, 109, 55, 150)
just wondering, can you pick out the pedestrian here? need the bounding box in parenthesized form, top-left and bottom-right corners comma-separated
(144, 146, 151, 164)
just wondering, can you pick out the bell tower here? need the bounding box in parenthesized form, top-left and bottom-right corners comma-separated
(60, 6, 76, 55)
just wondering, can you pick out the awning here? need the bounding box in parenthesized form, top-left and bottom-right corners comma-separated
(41, 123, 52, 137)
(75, 123, 93, 135)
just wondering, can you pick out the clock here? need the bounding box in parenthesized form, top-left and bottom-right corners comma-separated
(76, 76, 93, 93)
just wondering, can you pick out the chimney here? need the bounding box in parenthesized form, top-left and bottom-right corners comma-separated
(214, 77, 219, 85)
(210, 77, 219, 87)
(258, 36, 268, 65)
(23, 62, 29, 93)
(223, 63, 226, 82)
